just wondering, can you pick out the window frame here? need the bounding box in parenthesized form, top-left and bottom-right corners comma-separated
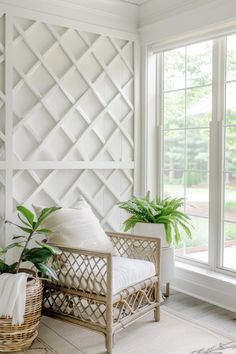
(154, 35, 236, 277)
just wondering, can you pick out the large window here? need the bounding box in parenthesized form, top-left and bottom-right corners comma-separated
(223, 34, 236, 271)
(157, 34, 236, 274)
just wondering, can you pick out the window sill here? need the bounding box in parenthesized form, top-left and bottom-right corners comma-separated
(172, 261, 236, 312)
(175, 261, 236, 285)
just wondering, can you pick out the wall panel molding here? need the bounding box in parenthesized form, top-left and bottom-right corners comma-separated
(0, 8, 138, 245)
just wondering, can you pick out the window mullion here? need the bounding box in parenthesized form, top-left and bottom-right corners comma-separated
(156, 53, 164, 199)
(209, 37, 226, 271)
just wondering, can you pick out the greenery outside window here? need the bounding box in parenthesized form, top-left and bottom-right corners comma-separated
(157, 34, 236, 274)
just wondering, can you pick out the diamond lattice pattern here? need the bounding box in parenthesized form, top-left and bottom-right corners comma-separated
(13, 169, 133, 230)
(13, 18, 134, 162)
(0, 15, 5, 160)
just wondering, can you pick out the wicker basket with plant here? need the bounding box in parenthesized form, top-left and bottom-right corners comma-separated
(0, 206, 60, 352)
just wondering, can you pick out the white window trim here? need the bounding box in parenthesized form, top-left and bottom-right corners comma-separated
(142, 34, 236, 278)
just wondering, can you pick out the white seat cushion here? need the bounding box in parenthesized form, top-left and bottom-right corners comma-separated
(112, 256, 156, 294)
(33, 198, 113, 253)
(58, 256, 156, 295)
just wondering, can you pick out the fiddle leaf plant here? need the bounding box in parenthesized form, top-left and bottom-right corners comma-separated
(0, 206, 61, 280)
(117, 192, 192, 246)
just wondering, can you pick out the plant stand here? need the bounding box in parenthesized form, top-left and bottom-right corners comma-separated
(133, 223, 175, 294)
(0, 276, 43, 352)
(162, 282, 170, 298)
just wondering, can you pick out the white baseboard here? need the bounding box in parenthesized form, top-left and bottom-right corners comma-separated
(172, 262, 236, 313)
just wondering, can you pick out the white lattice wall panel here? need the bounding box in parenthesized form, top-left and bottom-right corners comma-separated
(0, 15, 5, 161)
(0, 171, 5, 237)
(13, 169, 133, 230)
(0, 10, 137, 245)
(12, 18, 134, 162)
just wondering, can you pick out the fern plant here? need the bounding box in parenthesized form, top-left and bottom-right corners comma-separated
(117, 192, 192, 246)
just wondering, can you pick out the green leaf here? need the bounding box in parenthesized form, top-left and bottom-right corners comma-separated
(35, 228, 52, 234)
(35, 207, 61, 229)
(17, 213, 32, 227)
(8, 262, 18, 272)
(145, 191, 150, 201)
(173, 221, 181, 245)
(164, 223, 172, 245)
(0, 260, 17, 273)
(0, 259, 8, 272)
(178, 220, 192, 239)
(16, 206, 34, 226)
(23, 247, 54, 265)
(0, 242, 23, 255)
(5, 221, 33, 233)
(35, 240, 61, 255)
(35, 263, 58, 280)
(12, 235, 27, 240)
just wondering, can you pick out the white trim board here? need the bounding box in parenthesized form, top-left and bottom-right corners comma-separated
(0, 0, 139, 35)
(140, 0, 236, 46)
(149, 19, 236, 54)
(139, 0, 216, 28)
(173, 262, 236, 312)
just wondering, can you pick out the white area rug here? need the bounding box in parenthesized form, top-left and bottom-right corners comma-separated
(21, 307, 236, 354)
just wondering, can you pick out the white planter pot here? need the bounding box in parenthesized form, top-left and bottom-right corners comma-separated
(133, 222, 175, 285)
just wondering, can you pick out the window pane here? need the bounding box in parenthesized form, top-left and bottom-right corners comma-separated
(226, 82, 236, 125)
(186, 86, 212, 128)
(225, 126, 236, 172)
(163, 130, 185, 170)
(227, 34, 236, 82)
(187, 41, 212, 87)
(175, 216, 208, 263)
(162, 40, 212, 265)
(164, 91, 185, 129)
(163, 170, 184, 199)
(164, 47, 185, 91)
(224, 222, 236, 271)
(224, 181, 236, 222)
(186, 129, 209, 171)
(186, 172, 209, 218)
(223, 34, 236, 272)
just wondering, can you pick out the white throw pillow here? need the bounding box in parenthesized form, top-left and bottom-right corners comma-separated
(32, 198, 113, 252)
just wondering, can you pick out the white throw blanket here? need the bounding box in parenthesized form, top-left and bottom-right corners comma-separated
(0, 272, 28, 325)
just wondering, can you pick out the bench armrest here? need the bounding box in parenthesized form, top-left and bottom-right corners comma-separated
(48, 245, 112, 297)
(106, 231, 161, 275)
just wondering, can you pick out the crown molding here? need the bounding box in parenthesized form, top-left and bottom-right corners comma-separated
(139, 0, 217, 28)
(149, 17, 236, 53)
(0, 0, 139, 33)
(139, 0, 236, 45)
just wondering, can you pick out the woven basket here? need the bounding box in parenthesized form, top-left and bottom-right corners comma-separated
(0, 276, 43, 352)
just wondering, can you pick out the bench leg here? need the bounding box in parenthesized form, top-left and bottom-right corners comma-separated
(106, 332, 113, 354)
(154, 305, 160, 322)
(154, 280, 160, 322)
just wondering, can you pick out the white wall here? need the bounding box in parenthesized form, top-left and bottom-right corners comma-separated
(0, 0, 140, 245)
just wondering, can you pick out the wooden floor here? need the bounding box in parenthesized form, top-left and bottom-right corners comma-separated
(19, 291, 236, 354)
(164, 290, 236, 337)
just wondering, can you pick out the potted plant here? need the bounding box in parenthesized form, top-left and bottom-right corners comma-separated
(117, 192, 192, 296)
(0, 205, 61, 352)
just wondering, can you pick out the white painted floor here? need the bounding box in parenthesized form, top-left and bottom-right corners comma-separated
(18, 292, 236, 354)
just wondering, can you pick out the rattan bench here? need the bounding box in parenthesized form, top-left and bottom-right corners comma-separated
(43, 232, 161, 354)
